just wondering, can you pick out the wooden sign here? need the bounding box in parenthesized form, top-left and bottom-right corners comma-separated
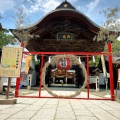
(0, 46, 23, 77)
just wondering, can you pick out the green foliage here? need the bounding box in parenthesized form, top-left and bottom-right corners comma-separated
(89, 56, 100, 67)
(112, 40, 120, 54)
(0, 29, 16, 49)
(32, 55, 40, 65)
(101, 7, 120, 55)
(104, 39, 120, 54)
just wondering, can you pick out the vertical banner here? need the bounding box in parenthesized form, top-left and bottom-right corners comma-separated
(0, 46, 23, 77)
(20, 54, 32, 81)
(101, 55, 109, 91)
(20, 54, 27, 81)
(25, 55, 32, 74)
(101, 55, 107, 77)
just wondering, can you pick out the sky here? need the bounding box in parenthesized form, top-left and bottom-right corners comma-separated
(0, 0, 120, 29)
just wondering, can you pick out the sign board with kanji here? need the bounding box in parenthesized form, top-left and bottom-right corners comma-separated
(0, 46, 23, 77)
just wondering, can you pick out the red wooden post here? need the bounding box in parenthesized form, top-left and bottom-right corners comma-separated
(15, 42, 24, 97)
(86, 55, 90, 99)
(39, 54, 44, 97)
(107, 41, 114, 100)
(15, 78, 20, 97)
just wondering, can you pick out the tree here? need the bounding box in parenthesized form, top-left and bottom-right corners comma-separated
(11, 6, 40, 81)
(93, 7, 120, 55)
(90, 7, 120, 67)
(12, 7, 39, 47)
(0, 15, 16, 49)
(93, 7, 120, 91)
(0, 29, 16, 49)
(89, 56, 100, 67)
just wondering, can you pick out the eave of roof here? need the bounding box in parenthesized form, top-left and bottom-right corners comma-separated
(11, 9, 100, 32)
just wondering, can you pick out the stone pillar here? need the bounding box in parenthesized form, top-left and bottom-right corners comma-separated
(66, 77, 67, 84)
(53, 77, 55, 84)
(118, 69, 120, 89)
(27, 74, 32, 90)
(96, 76, 99, 91)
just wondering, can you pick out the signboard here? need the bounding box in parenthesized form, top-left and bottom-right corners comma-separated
(0, 46, 23, 77)
(57, 32, 75, 41)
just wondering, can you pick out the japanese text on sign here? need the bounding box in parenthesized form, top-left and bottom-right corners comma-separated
(0, 46, 23, 77)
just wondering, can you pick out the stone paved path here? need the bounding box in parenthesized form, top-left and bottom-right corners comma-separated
(0, 91, 120, 120)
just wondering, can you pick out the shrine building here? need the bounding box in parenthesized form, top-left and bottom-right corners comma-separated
(9, 1, 116, 92)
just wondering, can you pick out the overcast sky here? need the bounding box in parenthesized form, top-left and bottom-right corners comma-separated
(0, 0, 120, 29)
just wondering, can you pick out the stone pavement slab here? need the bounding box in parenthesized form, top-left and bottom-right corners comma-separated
(0, 91, 120, 120)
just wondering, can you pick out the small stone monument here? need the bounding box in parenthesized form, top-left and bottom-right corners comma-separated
(92, 68, 101, 91)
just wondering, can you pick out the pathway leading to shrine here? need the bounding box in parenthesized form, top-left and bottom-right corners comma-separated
(0, 90, 120, 120)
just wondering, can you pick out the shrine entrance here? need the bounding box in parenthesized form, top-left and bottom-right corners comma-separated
(10, 1, 114, 100)
(41, 54, 87, 98)
(14, 45, 114, 100)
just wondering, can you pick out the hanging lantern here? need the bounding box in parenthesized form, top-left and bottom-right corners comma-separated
(57, 58, 70, 70)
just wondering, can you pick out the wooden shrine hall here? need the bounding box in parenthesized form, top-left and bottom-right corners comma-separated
(10, 0, 109, 83)
(10, 1, 105, 52)
(10, 0, 107, 87)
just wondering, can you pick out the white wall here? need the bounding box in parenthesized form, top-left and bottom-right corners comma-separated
(90, 73, 105, 85)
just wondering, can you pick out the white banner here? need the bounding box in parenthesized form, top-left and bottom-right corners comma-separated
(101, 55, 107, 78)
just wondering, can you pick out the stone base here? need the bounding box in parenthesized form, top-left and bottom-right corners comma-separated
(27, 86, 31, 90)
(0, 99, 17, 104)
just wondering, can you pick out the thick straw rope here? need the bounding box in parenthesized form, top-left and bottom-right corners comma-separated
(42, 54, 88, 98)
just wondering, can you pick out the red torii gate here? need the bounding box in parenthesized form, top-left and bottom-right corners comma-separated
(14, 41, 114, 100)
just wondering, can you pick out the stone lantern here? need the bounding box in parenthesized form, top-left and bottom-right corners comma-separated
(92, 68, 101, 91)
(92, 68, 101, 76)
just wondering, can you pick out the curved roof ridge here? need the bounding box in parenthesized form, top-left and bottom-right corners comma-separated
(75, 9, 100, 28)
(21, 9, 100, 30)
